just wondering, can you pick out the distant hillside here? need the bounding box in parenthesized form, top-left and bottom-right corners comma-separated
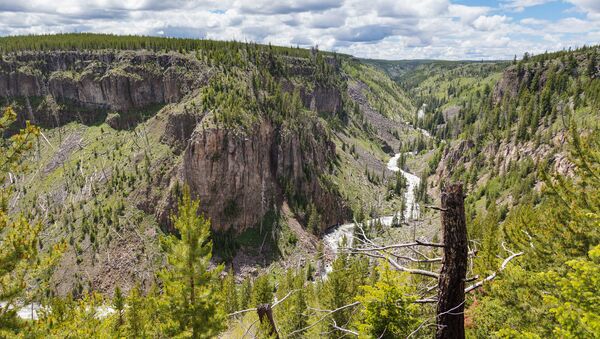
(362, 58, 508, 90)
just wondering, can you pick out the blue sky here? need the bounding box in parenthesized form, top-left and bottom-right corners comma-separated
(0, 0, 598, 60)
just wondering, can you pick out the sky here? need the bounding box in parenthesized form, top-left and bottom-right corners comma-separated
(0, 0, 598, 60)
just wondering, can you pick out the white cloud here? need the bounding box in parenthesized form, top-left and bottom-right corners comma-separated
(566, 0, 600, 13)
(501, 0, 554, 12)
(520, 18, 548, 25)
(0, 0, 597, 60)
(472, 15, 508, 31)
(448, 4, 491, 24)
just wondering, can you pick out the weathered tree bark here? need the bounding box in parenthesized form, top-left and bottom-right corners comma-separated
(257, 303, 279, 338)
(436, 183, 468, 339)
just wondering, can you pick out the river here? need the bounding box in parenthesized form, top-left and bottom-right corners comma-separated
(322, 152, 422, 272)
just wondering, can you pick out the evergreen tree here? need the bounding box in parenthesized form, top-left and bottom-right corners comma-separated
(587, 53, 597, 77)
(112, 286, 125, 331)
(239, 277, 252, 310)
(276, 270, 308, 337)
(159, 187, 225, 338)
(222, 268, 239, 314)
(355, 263, 420, 338)
(125, 285, 146, 338)
(321, 250, 368, 338)
(252, 274, 273, 306)
(0, 107, 42, 336)
(307, 204, 322, 235)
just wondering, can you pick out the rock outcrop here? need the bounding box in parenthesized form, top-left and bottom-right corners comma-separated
(183, 119, 349, 232)
(0, 51, 205, 127)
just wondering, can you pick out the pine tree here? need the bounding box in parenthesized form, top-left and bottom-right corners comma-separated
(159, 187, 225, 338)
(252, 274, 273, 306)
(125, 285, 146, 337)
(276, 270, 308, 337)
(113, 286, 125, 330)
(239, 277, 253, 310)
(322, 251, 357, 338)
(222, 268, 239, 314)
(587, 53, 597, 77)
(355, 263, 419, 338)
(307, 204, 321, 235)
(0, 107, 42, 336)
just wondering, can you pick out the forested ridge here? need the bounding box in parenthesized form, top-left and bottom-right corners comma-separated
(0, 34, 598, 338)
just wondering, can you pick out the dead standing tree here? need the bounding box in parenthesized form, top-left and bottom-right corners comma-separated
(344, 182, 523, 337)
(436, 183, 468, 339)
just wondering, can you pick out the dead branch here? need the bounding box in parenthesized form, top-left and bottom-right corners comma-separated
(332, 319, 359, 336)
(390, 250, 477, 264)
(425, 205, 448, 212)
(287, 301, 361, 337)
(228, 289, 298, 317)
(464, 251, 524, 293)
(408, 301, 465, 338)
(39, 131, 55, 150)
(416, 239, 445, 247)
(347, 240, 444, 253)
(349, 250, 439, 278)
(414, 298, 438, 304)
(241, 319, 259, 339)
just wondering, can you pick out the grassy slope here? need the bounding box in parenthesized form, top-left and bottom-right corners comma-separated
(15, 109, 173, 295)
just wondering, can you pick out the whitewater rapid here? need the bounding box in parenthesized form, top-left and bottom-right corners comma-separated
(1, 301, 115, 320)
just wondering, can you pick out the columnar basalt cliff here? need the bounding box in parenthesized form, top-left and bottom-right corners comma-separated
(182, 118, 348, 233)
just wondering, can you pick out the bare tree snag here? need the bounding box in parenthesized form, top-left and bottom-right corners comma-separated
(257, 303, 279, 338)
(436, 183, 468, 339)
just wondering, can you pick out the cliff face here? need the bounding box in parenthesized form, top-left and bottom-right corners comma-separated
(0, 51, 204, 126)
(183, 119, 348, 232)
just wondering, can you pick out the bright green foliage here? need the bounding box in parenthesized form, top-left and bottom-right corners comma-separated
(158, 187, 225, 338)
(112, 286, 125, 331)
(320, 252, 369, 338)
(239, 277, 253, 310)
(125, 285, 146, 337)
(503, 127, 600, 267)
(222, 268, 239, 315)
(0, 107, 42, 335)
(544, 245, 600, 337)
(469, 265, 552, 336)
(355, 263, 420, 338)
(251, 274, 273, 306)
(473, 204, 501, 275)
(28, 293, 110, 337)
(274, 269, 308, 337)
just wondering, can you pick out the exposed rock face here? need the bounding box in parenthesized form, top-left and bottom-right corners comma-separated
(305, 85, 343, 114)
(280, 81, 343, 115)
(0, 51, 204, 126)
(161, 109, 203, 151)
(492, 62, 563, 104)
(436, 139, 475, 181)
(183, 120, 349, 232)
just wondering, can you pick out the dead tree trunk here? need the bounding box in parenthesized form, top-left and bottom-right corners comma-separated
(257, 303, 279, 338)
(436, 183, 468, 339)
